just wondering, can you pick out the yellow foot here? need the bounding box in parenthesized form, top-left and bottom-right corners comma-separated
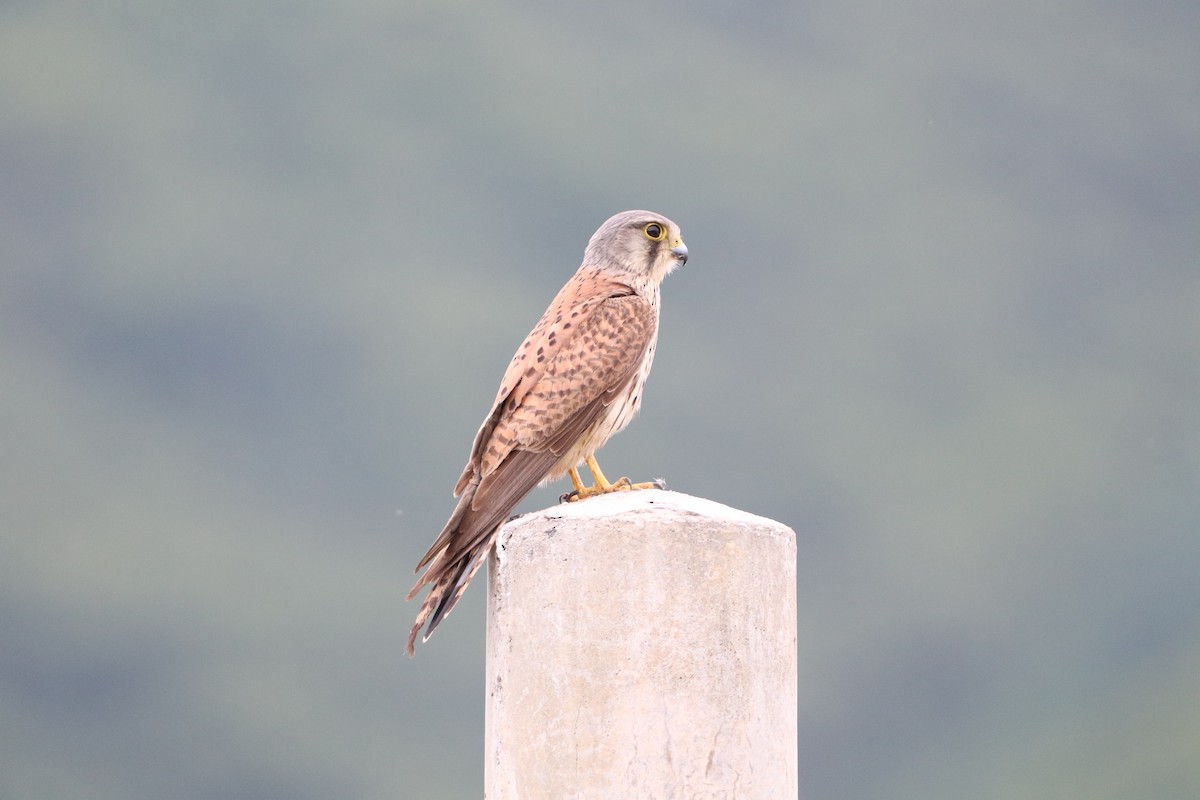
(558, 457, 666, 503)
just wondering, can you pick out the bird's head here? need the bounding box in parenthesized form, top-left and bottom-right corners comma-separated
(584, 210, 687, 285)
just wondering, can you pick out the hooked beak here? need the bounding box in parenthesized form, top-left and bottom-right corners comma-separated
(671, 239, 688, 266)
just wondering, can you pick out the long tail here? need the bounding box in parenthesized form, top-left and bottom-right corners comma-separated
(405, 481, 506, 657)
(405, 529, 499, 656)
(407, 449, 559, 656)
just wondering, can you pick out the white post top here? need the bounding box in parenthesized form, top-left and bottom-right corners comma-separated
(505, 487, 790, 527)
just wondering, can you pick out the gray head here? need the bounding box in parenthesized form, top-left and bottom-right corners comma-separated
(583, 210, 687, 285)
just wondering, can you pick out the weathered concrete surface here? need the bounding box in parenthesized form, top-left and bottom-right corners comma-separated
(485, 490, 797, 800)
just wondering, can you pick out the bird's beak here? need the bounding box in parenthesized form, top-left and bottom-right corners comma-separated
(671, 240, 688, 265)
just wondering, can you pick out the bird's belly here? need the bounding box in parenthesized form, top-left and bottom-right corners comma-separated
(546, 345, 655, 482)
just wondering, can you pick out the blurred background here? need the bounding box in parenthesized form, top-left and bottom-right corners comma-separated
(2, 1, 1197, 798)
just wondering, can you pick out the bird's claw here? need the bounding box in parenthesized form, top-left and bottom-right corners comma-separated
(559, 476, 665, 503)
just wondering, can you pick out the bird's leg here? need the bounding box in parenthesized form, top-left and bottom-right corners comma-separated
(564, 454, 663, 502)
(559, 466, 589, 503)
(584, 454, 622, 492)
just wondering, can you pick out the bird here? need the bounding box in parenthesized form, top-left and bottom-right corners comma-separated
(406, 210, 687, 655)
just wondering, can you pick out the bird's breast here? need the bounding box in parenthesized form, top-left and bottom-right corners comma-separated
(581, 331, 657, 453)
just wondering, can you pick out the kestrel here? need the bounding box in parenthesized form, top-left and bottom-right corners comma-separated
(406, 210, 687, 655)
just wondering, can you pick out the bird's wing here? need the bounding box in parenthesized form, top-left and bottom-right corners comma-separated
(472, 290, 656, 510)
(453, 272, 646, 488)
(413, 284, 655, 574)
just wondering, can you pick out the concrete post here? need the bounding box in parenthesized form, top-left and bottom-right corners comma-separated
(485, 490, 797, 799)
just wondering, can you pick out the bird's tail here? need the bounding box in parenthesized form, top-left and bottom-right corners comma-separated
(405, 530, 497, 657)
(406, 449, 558, 656)
(406, 482, 503, 657)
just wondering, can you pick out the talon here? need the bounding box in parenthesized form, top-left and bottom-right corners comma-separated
(566, 485, 602, 502)
(565, 456, 663, 501)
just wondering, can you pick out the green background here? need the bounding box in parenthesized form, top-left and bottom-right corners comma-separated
(2, 2, 1197, 798)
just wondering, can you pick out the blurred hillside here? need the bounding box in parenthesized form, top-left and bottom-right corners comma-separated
(2, 2, 1197, 798)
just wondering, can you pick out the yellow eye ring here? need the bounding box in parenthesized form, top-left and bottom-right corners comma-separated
(643, 223, 665, 240)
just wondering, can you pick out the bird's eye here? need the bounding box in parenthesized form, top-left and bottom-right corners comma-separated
(643, 223, 665, 240)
